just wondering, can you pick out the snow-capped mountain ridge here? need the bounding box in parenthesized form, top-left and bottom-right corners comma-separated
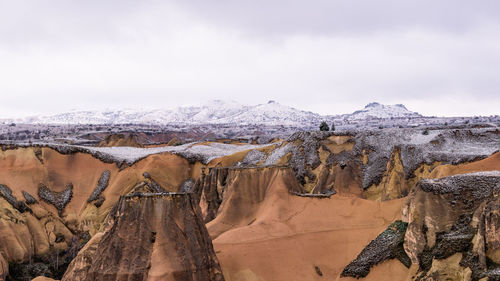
(5, 101, 421, 125)
(346, 102, 421, 120)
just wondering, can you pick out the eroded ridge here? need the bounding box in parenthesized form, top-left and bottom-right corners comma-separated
(63, 192, 225, 281)
(343, 172, 500, 280)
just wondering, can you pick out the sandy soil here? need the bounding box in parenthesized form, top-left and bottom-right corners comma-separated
(208, 167, 406, 281)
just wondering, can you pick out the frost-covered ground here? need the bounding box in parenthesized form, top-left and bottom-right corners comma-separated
(357, 127, 500, 188)
(79, 142, 272, 165)
(0, 140, 273, 165)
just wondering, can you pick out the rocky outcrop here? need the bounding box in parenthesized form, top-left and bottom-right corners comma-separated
(193, 167, 228, 223)
(142, 172, 168, 193)
(0, 254, 7, 281)
(62, 193, 224, 281)
(404, 174, 499, 259)
(38, 183, 73, 216)
(478, 196, 500, 264)
(354, 128, 499, 197)
(194, 166, 307, 226)
(403, 172, 500, 280)
(0, 184, 30, 213)
(86, 170, 110, 204)
(364, 148, 409, 200)
(206, 166, 304, 239)
(0, 195, 78, 280)
(341, 221, 411, 278)
(342, 172, 500, 280)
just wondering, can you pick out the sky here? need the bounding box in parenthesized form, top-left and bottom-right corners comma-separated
(0, 0, 499, 118)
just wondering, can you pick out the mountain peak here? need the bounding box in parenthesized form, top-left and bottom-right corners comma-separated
(6, 100, 422, 125)
(348, 102, 420, 120)
(365, 102, 381, 108)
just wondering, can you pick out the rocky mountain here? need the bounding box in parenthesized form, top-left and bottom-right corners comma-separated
(4, 100, 422, 126)
(344, 102, 422, 120)
(0, 127, 499, 280)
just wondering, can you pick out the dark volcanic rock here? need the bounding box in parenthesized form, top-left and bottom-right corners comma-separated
(341, 220, 410, 278)
(87, 170, 111, 203)
(142, 172, 168, 193)
(22, 191, 37, 204)
(354, 128, 499, 189)
(404, 172, 500, 280)
(62, 193, 224, 281)
(38, 183, 73, 215)
(0, 184, 30, 213)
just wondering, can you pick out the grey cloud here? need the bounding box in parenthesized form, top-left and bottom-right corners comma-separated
(174, 0, 500, 35)
(0, 0, 498, 118)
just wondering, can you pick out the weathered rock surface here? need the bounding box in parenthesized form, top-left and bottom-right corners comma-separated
(342, 172, 500, 280)
(341, 220, 411, 278)
(0, 254, 7, 281)
(0, 196, 77, 280)
(0, 127, 499, 281)
(481, 196, 500, 264)
(209, 165, 405, 281)
(204, 166, 303, 239)
(38, 183, 73, 215)
(404, 172, 500, 280)
(86, 170, 110, 203)
(193, 167, 228, 223)
(62, 193, 224, 281)
(404, 173, 500, 259)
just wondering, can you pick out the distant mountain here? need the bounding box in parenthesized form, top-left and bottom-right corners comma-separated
(4, 101, 422, 125)
(10, 100, 324, 126)
(343, 102, 421, 120)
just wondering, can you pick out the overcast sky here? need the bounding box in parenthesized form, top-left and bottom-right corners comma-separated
(0, 0, 499, 118)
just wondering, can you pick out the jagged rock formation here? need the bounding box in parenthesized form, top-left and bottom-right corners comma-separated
(193, 167, 228, 223)
(202, 166, 304, 238)
(0, 184, 30, 213)
(142, 172, 168, 193)
(38, 183, 73, 215)
(0, 194, 79, 280)
(341, 221, 411, 278)
(360, 128, 499, 200)
(22, 190, 37, 204)
(62, 193, 224, 281)
(343, 172, 500, 280)
(208, 165, 404, 281)
(404, 172, 500, 280)
(0, 127, 498, 280)
(86, 170, 110, 203)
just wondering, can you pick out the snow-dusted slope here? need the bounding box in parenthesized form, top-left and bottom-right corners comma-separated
(345, 102, 421, 120)
(13, 100, 323, 126)
(8, 100, 422, 125)
(217, 101, 322, 125)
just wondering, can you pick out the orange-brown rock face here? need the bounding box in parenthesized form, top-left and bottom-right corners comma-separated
(340, 172, 500, 281)
(1, 128, 499, 280)
(63, 193, 224, 281)
(97, 133, 144, 147)
(199, 166, 404, 281)
(205, 166, 303, 239)
(193, 167, 228, 223)
(481, 196, 500, 264)
(403, 172, 500, 267)
(0, 254, 7, 281)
